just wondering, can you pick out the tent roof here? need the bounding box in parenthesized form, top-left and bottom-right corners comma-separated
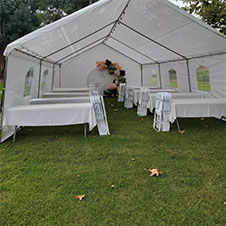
(4, 0, 226, 65)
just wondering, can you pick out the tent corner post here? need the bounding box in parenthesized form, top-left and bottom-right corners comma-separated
(186, 59, 192, 93)
(59, 64, 62, 88)
(140, 65, 143, 86)
(37, 60, 43, 98)
(158, 64, 162, 89)
(51, 64, 56, 91)
(0, 56, 8, 142)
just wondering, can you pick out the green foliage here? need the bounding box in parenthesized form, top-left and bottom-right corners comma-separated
(0, 97, 226, 225)
(179, 0, 226, 34)
(0, 0, 40, 53)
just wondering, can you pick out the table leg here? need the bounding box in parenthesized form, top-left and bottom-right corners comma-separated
(84, 124, 87, 137)
(13, 126, 17, 142)
(176, 119, 180, 131)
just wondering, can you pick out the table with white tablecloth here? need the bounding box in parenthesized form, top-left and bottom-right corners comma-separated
(42, 92, 90, 98)
(4, 103, 96, 130)
(169, 98, 226, 123)
(133, 89, 177, 105)
(52, 88, 90, 93)
(147, 93, 204, 112)
(29, 97, 90, 105)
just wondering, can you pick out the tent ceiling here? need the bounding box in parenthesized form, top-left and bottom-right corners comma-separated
(4, 0, 226, 65)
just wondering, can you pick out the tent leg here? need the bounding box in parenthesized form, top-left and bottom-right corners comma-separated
(176, 119, 180, 131)
(13, 126, 17, 142)
(84, 124, 87, 137)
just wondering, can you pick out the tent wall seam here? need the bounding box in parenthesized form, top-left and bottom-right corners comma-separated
(158, 64, 162, 89)
(119, 22, 188, 60)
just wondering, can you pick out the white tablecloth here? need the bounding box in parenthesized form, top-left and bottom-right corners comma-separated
(52, 88, 90, 93)
(147, 93, 204, 112)
(170, 98, 226, 123)
(4, 103, 96, 130)
(134, 89, 177, 105)
(29, 97, 90, 105)
(42, 92, 90, 98)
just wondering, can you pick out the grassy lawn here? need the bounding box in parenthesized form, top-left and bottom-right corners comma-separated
(0, 97, 226, 225)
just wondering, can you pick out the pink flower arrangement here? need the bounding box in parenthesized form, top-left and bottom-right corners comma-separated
(113, 62, 121, 71)
(96, 61, 107, 71)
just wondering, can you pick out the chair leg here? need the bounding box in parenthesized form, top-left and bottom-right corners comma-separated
(176, 119, 180, 131)
(13, 126, 17, 142)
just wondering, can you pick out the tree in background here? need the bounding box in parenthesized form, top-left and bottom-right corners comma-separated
(178, 0, 226, 35)
(0, 0, 98, 79)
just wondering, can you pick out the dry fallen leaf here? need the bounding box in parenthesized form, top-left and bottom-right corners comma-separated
(131, 158, 135, 161)
(111, 104, 115, 107)
(200, 117, 205, 120)
(114, 109, 119, 112)
(111, 184, 115, 188)
(76, 195, 85, 200)
(148, 169, 163, 177)
(77, 174, 80, 177)
(224, 201, 226, 205)
(178, 130, 185, 134)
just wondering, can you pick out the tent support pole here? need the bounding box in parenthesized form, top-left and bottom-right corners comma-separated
(51, 64, 56, 90)
(55, 36, 106, 63)
(37, 60, 43, 98)
(104, 0, 131, 40)
(63, 42, 101, 65)
(103, 43, 142, 65)
(0, 57, 8, 142)
(59, 64, 62, 88)
(158, 64, 162, 89)
(119, 22, 187, 60)
(109, 37, 159, 63)
(43, 21, 116, 59)
(141, 65, 143, 86)
(186, 59, 192, 93)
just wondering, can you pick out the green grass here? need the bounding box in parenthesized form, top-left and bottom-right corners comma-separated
(0, 97, 226, 225)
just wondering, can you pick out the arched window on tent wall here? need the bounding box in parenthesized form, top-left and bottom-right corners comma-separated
(168, 68, 178, 88)
(24, 67, 34, 97)
(196, 66, 210, 91)
(151, 69, 158, 85)
(41, 69, 49, 91)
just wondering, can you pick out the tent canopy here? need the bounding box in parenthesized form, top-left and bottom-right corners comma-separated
(4, 0, 226, 64)
(1, 0, 226, 143)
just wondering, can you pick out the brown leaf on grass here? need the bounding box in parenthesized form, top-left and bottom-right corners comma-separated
(131, 158, 135, 161)
(114, 109, 119, 112)
(178, 130, 185, 134)
(76, 195, 85, 200)
(111, 104, 115, 107)
(77, 174, 80, 177)
(148, 169, 163, 177)
(200, 117, 205, 120)
(224, 201, 226, 205)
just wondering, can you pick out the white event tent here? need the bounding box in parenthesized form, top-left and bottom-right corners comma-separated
(1, 0, 226, 142)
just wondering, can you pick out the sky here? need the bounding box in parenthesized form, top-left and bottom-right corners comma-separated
(168, 0, 186, 7)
